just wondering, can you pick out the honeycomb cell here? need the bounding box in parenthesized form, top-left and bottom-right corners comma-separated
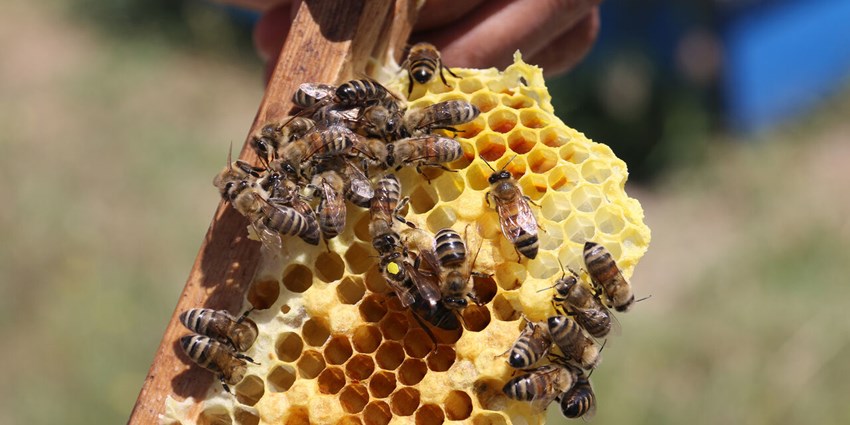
(384, 296, 404, 311)
(476, 133, 507, 161)
(472, 274, 498, 304)
(502, 94, 533, 109)
(337, 276, 366, 305)
(425, 205, 458, 233)
(519, 109, 549, 128)
(527, 148, 557, 174)
(344, 242, 373, 275)
(457, 117, 485, 139)
(487, 109, 517, 133)
(444, 390, 473, 420)
(379, 312, 409, 340)
(353, 214, 371, 242)
(506, 129, 536, 155)
(282, 264, 313, 293)
(465, 162, 491, 191)
(359, 294, 388, 323)
(494, 261, 526, 290)
(276, 332, 304, 362)
(375, 341, 405, 370)
(268, 364, 297, 392)
(369, 371, 397, 398)
(235, 408, 260, 425)
(492, 293, 521, 321)
(296, 349, 325, 379)
(472, 413, 509, 425)
(345, 354, 375, 381)
(472, 378, 508, 411)
(596, 204, 627, 235)
(547, 163, 580, 192)
(404, 328, 435, 358)
(526, 252, 558, 279)
(303, 318, 331, 347)
(564, 213, 597, 244)
(234, 375, 264, 406)
(540, 192, 571, 222)
(471, 92, 499, 113)
(340, 384, 369, 414)
(570, 184, 603, 213)
(198, 406, 232, 425)
(459, 78, 484, 93)
(410, 184, 438, 214)
(559, 143, 590, 164)
(247, 278, 280, 310)
(540, 126, 571, 147)
(390, 387, 421, 416)
(426, 345, 456, 372)
(338, 416, 362, 425)
(581, 158, 614, 183)
(450, 139, 475, 169)
(538, 222, 565, 251)
(461, 304, 491, 332)
(398, 358, 427, 385)
(415, 404, 445, 425)
(517, 173, 547, 201)
(315, 251, 345, 283)
(432, 172, 464, 202)
(325, 335, 354, 365)
(317, 367, 346, 395)
(285, 406, 310, 425)
(363, 401, 392, 425)
(364, 266, 390, 293)
(501, 154, 526, 177)
(352, 324, 382, 353)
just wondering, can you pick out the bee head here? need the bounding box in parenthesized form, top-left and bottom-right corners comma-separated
(488, 170, 512, 184)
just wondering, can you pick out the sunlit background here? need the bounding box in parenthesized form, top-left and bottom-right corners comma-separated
(1, 0, 849, 424)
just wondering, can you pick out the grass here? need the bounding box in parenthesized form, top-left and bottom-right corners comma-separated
(3, 1, 850, 424)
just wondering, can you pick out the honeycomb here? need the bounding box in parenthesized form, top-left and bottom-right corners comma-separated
(161, 52, 651, 425)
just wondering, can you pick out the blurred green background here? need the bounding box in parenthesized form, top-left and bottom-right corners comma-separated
(1, 0, 849, 424)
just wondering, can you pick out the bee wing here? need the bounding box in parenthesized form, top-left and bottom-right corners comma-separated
(298, 83, 334, 100)
(497, 198, 538, 243)
(404, 261, 442, 303)
(386, 278, 417, 308)
(251, 219, 283, 251)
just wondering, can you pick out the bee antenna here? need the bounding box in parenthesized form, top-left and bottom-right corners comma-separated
(501, 154, 519, 171)
(536, 284, 558, 293)
(227, 141, 234, 172)
(635, 294, 652, 304)
(479, 155, 497, 172)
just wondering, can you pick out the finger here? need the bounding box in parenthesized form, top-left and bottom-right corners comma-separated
(414, 0, 487, 32)
(252, 1, 295, 62)
(419, 0, 601, 70)
(526, 7, 600, 77)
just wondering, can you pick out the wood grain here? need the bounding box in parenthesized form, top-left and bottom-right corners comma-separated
(129, 1, 418, 423)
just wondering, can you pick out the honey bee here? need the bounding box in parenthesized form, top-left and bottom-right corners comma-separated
(180, 334, 256, 393)
(212, 154, 269, 218)
(380, 251, 460, 332)
(559, 375, 596, 419)
(276, 125, 356, 171)
(403, 42, 459, 95)
(292, 83, 336, 109)
(369, 174, 412, 255)
(547, 315, 601, 370)
(179, 308, 258, 352)
(583, 241, 635, 312)
(360, 100, 404, 141)
(551, 267, 616, 339)
(335, 78, 389, 108)
(484, 158, 539, 260)
(432, 227, 482, 310)
(386, 135, 463, 171)
(502, 363, 578, 410)
(340, 160, 374, 208)
(506, 320, 552, 369)
(311, 171, 346, 240)
(351, 135, 389, 167)
(403, 100, 479, 136)
(254, 195, 314, 250)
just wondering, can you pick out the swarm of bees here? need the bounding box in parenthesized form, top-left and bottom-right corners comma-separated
(177, 42, 646, 422)
(502, 242, 639, 420)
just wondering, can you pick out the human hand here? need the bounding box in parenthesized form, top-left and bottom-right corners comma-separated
(253, 0, 601, 80)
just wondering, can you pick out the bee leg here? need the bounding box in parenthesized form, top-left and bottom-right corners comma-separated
(236, 308, 255, 324)
(409, 311, 439, 352)
(484, 191, 492, 208)
(236, 353, 260, 365)
(393, 197, 416, 228)
(220, 377, 232, 394)
(443, 64, 460, 80)
(515, 248, 523, 263)
(524, 195, 541, 207)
